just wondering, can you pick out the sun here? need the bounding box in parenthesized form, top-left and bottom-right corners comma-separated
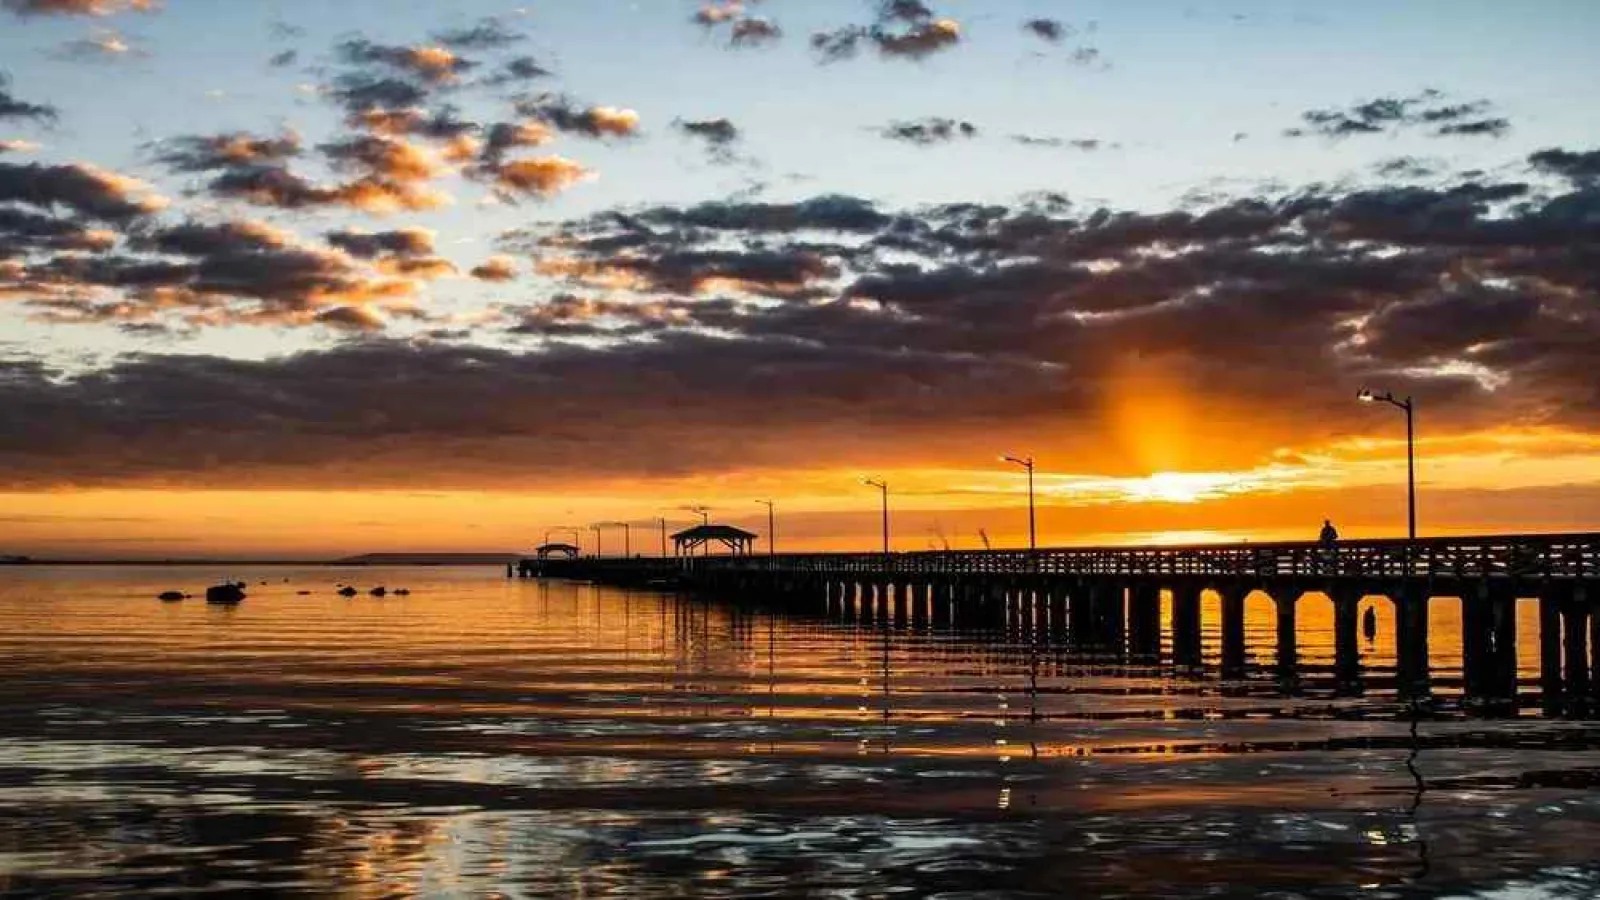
(1126, 472, 1229, 504)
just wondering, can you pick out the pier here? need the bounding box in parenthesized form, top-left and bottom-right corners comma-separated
(525, 532, 1600, 714)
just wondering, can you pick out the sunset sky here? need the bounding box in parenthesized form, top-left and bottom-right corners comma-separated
(2, 0, 1598, 558)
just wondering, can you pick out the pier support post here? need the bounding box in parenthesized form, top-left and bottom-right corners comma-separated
(1221, 587, 1247, 680)
(1128, 584, 1161, 661)
(1333, 589, 1361, 696)
(1069, 580, 1095, 645)
(1487, 584, 1519, 713)
(1273, 591, 1298, 692)
(1173, 586, 1203, 672)
(1462, 583, 1492, 705)
(1395, 586, 1431, 701)
(1562, 593, 1590, 706)
(1540, 590, 1565, 713)
(1101, 582, 1127, 656)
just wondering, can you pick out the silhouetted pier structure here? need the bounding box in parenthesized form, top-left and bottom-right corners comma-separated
(522, 532, 1600, 714)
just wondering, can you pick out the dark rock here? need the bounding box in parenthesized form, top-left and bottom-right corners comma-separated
(370, 587, 387, 597)
(158, 591, 185, 601)
(394, 588, 411, 596)
(205, 583, 246, 605)
(337, 587, 358, 597)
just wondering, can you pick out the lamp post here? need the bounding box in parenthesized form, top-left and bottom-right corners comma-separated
(1358, 389, 1417, 540)
(689, 506, 711, 556)
(863, 479, 889, 555)
(657, 517, 669, 558)
(1001, 454, 1037, 551)
(600, 522, 631, 557)
(756, 500, 776, 556)
(590, 524, 604, 559)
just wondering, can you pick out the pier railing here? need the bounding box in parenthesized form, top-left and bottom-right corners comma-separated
(681, 533, 1600, 582)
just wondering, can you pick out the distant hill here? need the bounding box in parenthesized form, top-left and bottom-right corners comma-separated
(335, 553, 522, 566)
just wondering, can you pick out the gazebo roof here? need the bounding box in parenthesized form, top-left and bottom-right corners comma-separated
(671, 524, 758, 542)
(536, 542, 581, 553)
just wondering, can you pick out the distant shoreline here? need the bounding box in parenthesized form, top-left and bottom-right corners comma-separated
(0, 555, 521, 567)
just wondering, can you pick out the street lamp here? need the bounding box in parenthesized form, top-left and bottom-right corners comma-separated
(687, 506, 711, 556)
(657, 517, 669, 557)
(599, 521, 632, 557)
(1000, 454, 1037, 551)
(1358, 389, 1417, 540)
(756, 500, 776, 556)
(590, 524, 603, 558)
(863, 479, 889, 555)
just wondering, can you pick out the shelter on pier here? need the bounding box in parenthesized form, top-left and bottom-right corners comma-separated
(535, 542, 581, 560)
(671, 524, 758, 557)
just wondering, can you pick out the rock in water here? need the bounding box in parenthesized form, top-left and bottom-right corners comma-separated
(369, 587, 387, 597)
(158, 591, 185, 601)
(205, 583, 246, 605)
(337, 587, 358, 597)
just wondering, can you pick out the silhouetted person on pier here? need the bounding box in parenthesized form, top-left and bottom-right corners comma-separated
(1363, 606, 1378, 642)
(1318, 519, 1340, 572)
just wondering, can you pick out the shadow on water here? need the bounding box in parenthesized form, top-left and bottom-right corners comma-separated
(1, 566, 1599, 897)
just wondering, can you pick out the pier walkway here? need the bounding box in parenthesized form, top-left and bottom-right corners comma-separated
(523, 532, 1600, 714)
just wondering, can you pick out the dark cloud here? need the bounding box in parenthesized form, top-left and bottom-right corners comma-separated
(675, 117, 741, 164)
(1023, 18, 1067, 42)
(1435, 118, 1510, 138)
(0, 73, 58, 123)
(336, 39, 475, 84)
(156, 120, 454, 215)
(268, 49, 298, 68)
(153, 130, 302, 173)
(730, 18, 782, 47)
(433, 18, 523, 50)
(5, 217, 425, 331)
(812, 1, 962, 62)
(1531, 148, 1600, 185)
(0, 160, 164, 220)
(881, 117, 977, 145)
(1012, 134, 1064, 148)
(2, 0, 155, 16)
(1012, 135, 1106, 151)
(484, 55, 552, 85)
(695, 1, 782, 48)
(206, 164, 447, 214)
(513, 94, 640, 139)
(1290, 90, 1511, 139)
(325, 227, 435, 259)
(328, 73, 429, 116)
(0, 204, 115, 258)
(480, 120, 553, 167)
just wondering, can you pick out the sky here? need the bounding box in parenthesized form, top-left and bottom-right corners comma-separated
(1, 0, 1598, 558)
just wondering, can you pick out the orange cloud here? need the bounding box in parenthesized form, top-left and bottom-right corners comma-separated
(489, 156, 592, 199)
(470, 255, 518, 282)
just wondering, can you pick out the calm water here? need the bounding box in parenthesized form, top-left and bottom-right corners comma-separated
(1, 566, 1598, 898)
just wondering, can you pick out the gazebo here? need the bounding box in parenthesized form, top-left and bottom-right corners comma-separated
(671, 524, 758, 557)
(535, 542, 581, 560)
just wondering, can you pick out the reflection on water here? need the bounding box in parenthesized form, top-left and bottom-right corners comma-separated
(0, 565, 1597, 897)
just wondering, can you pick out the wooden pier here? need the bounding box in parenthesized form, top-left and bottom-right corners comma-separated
(523, 532, 1600, 714)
